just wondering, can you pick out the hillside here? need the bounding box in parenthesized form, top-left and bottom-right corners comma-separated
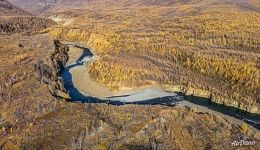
(0, 37, 259, 149)
(0, 16, 56, 34)
(8, 0, 92, 14)
(0, 0, 30, 16)
(9, 0, 260, 15)
(0, 0, 55, 34)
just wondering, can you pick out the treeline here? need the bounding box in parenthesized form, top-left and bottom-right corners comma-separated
(49, 26, 92, 43)
(88, 60, 152, 90)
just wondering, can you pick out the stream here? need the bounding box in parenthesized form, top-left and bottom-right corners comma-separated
(60, 42, 260, 130)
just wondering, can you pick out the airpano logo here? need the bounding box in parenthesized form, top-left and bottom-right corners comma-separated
(232, 140, 256, 146)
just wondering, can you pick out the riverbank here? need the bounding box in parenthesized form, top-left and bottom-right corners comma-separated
(164, 84, 260, 115)
(62, 41, 181, 103)
(66, 41, 259, 114)
(60, 41, 260, 130)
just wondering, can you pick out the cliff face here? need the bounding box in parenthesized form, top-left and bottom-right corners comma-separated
(33, 40, 70, 99)
(169, 85, 260, 114)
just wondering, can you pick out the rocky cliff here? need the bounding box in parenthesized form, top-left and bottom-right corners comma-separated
(169, 85, 260, 114)
(33, 40, 70, 99)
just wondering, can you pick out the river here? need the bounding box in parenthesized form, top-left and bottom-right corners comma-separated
(60, 41, 260, 130)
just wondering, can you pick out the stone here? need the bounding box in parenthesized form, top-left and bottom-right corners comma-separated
(33, 40, 70, 99)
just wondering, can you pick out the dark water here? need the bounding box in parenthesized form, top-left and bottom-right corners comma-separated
(176, 92, 260, 129)
(60, 45, 260, 130)
(61, 67, 183, 105)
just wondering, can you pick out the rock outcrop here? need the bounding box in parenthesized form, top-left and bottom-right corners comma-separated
(33, 40, 70, 99)
(170, 85, 260, 114)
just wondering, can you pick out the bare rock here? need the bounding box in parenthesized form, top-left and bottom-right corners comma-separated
(33, 40, 70, 99)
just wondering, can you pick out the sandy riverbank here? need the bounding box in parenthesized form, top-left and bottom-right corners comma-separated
(63, 41, 178, 102)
